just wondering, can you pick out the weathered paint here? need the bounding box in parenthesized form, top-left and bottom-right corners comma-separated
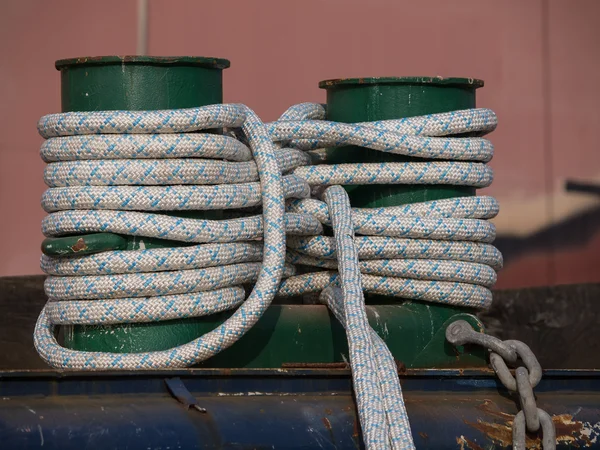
(63, 306, 486, 369)
(0, 369, 597, 449)
(465, 404, 599, 448)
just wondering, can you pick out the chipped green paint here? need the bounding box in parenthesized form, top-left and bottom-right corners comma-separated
(65, 304, 485, 368)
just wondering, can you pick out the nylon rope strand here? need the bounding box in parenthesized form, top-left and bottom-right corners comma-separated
(34, 102, 501, 450)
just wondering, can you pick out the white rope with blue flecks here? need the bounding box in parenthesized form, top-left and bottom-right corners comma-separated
(34, 101, 502, 450)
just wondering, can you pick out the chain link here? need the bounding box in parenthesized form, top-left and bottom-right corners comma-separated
(516, 367, 540, 432)
(490, 340, 542, 391)
(514, 409, 557, 450)
(445, 320, 556, 450)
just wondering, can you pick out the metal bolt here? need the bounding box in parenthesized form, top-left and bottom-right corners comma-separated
(445, 320, 517, 363)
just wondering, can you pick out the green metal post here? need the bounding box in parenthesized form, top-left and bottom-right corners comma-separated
(52, 56, 234, 355)
(43, 56, 231, 257)
(320, 76, 482, 206)
(58, 56, 229, 112)
(318, 75, 488, 347)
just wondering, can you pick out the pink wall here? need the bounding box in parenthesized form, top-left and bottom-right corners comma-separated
(1, 0, 599, 289)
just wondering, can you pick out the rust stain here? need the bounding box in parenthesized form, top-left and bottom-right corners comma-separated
(464, 437, 484, 450)
(324, 408, 333, 415)
(352, 416, 360, 438)
(456, 436, 484, 450)
(418, 432, 428, 440)
(322, 416, 338, 448)
(465, 418, 514, 448)
(70, 238, 88, 253)
(394, 359, 407, 375)
(467, 403, 594, 448)
(553, 414, 590, 447)
(281, 362, 348, 369)
(476, 399, 513, 420)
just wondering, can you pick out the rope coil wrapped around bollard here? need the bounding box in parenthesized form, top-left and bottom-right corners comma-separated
(35, 102, 502, 450)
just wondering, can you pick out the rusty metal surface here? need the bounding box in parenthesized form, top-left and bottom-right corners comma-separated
(281, 362, 350, 369)
(0, 368, 598, 449)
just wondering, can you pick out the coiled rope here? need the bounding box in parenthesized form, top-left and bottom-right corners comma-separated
(34, 102, 501, 450)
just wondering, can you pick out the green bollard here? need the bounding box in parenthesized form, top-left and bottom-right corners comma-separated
(43, 56, 230, 257)
(50, 56, 234, 355)
(320, 76, 482, 206)
(58, 56, 229, 112)
(319, 76, 488, 350)
(48, 64, 485, 368)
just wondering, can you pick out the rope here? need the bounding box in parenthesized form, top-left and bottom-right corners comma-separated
(34, 102, 501, 449)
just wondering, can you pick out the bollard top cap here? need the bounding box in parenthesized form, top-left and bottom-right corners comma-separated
(56, 56, 231, 71)
(319, 76, 484, 89)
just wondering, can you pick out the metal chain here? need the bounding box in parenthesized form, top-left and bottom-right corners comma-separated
(445, 320, 556, 450)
